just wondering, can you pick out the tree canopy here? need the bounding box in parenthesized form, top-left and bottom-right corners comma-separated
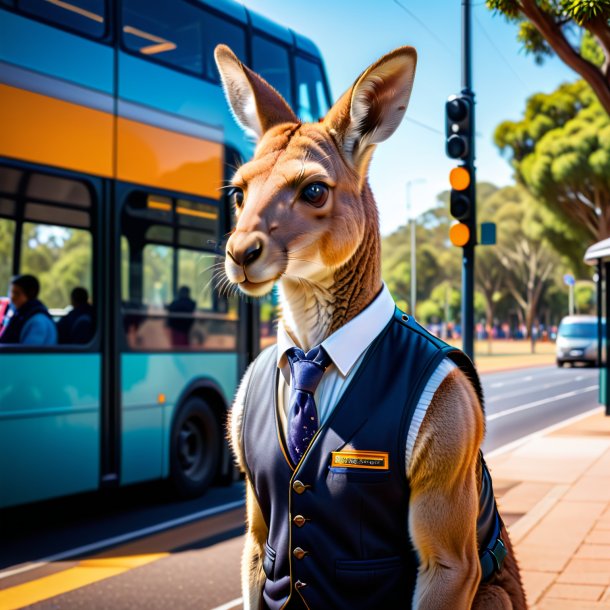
(495, 79, 610, 246)
(486, 0, 610, 114)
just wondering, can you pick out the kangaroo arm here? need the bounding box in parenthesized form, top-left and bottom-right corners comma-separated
(242, 480, 268, 610)
(408, 368, 485, 610)
(229, 364, 268, 609)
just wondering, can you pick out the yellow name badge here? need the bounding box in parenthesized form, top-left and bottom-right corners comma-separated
(331, 451, 389, 470)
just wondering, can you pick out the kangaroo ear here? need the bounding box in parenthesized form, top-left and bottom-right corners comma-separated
(214, 44, 298, 140)
(324, 46, 417, 167)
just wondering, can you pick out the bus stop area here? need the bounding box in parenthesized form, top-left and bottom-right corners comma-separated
(479, 237, 610, 609)
(487, 408, 610, 609)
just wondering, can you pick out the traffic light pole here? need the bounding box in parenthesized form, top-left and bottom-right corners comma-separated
(461, 0, 475, 361)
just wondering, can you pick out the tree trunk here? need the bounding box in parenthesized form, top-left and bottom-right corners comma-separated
(485, 298, 494, 356)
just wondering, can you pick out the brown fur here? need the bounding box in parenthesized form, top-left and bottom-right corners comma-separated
(216, 44, 527, 609)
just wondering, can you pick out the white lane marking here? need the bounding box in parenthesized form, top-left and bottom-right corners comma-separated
(486, 406, 604, 458)
(211, 597, 243, 610)
(482, 369, 566, 388)
(487, 375, 597, 403)
(487, 385, 598, 422)
(0, 499, 245, 580)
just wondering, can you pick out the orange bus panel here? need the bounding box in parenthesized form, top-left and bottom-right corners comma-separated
(117, 117, 222, 199)
(0, 84, 113, 177)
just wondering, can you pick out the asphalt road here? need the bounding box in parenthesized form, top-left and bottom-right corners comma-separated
(0, 364, 601, 610)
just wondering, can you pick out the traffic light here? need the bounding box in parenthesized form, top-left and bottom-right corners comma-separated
(449, 165, 475, 247)
(445, 94, 472, 160)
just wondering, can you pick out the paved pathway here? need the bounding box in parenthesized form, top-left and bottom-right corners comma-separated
(488, 409, 610, 609)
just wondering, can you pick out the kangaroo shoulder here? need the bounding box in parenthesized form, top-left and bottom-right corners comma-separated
(409, 366, 484, 484)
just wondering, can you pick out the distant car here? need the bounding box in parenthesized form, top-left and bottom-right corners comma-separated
(556, 315, 606, 367)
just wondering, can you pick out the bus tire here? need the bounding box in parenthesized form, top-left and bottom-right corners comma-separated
(170, 396, 220, 498)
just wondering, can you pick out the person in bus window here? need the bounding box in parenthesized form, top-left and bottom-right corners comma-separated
(166, 286, 196, 347)
(0, 275, 57, 346)
(57, 287, 94, 344)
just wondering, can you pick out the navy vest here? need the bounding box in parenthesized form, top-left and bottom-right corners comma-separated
(242, 310, 493, 610)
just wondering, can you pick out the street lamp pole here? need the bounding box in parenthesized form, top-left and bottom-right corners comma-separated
(406, 179, 425, 317)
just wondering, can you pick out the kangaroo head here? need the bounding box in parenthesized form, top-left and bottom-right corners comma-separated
(215, 45, 416, 345)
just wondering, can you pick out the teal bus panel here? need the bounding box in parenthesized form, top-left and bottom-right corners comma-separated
(118, 52, 251, 159)
(121, 352, 239, 484)
(0, 353, 101, 508)
(0, 9, 114, 94)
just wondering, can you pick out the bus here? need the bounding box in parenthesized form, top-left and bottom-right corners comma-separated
(0, 0, 331, 508)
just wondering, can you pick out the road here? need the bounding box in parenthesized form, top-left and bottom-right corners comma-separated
(0, 364, 600, 610)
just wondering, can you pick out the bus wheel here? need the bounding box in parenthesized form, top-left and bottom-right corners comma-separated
(170, 397, 220, 498)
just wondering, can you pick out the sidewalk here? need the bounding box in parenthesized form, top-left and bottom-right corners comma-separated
(488, 408, 610, 609)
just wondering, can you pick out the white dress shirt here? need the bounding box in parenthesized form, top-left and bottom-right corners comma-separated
(274, 283, 456, 471)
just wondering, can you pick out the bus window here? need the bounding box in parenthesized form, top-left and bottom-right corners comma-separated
(17, 0, 106, 38)
(295, 56, 330, 122)
(260, 286, 279, 350)
(121, 191, 237, 351)
(122, 0, 204, 76)
(0, 215, 15, 296)
(20, 222, 93, 312)
(0, 166, 95, 346)
(252, 34, 292, 104)
(204, 11, 246, 83)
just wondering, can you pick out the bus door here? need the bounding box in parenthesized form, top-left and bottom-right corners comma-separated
(115, 182, 240, 489)
(0, 163, 104, 508)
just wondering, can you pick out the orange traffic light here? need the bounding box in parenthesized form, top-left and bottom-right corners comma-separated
(449, 166, 471, 191)
(449, 222, 470, 247)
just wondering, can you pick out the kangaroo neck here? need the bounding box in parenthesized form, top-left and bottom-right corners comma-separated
(278, 220, 382, 352)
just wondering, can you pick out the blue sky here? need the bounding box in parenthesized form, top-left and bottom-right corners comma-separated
(243, 0, 577, 235)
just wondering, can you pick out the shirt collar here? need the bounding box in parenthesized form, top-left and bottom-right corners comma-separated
(276, 283, 395, 380)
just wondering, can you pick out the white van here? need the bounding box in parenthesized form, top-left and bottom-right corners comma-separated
(556, 315, 605, 367)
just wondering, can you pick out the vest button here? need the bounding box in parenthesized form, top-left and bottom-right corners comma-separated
(293, 547, 308, 560)
(295, 580, 307, 590)
(293, 515, 306, 527)
(292, 480, 308, 494)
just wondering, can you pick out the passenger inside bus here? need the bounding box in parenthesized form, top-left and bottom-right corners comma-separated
(166, 285, 196, 347)
(57, 287, 95, 344)
(0, 275, 57, 346)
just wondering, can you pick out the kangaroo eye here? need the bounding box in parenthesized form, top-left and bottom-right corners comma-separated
(227, 186, 244, 208)
(301, 182, 329, 207)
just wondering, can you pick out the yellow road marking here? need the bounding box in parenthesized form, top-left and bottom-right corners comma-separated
(0, 553, 168, 610)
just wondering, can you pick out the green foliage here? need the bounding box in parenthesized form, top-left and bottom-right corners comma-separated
(567, 0, 610, 25)
(582, 30, 606, 66)
(381, 181, 577, 333)
(19, 225, 92, 309)
(487, 0, 610, 64)
(416, 299, 442, 323)
(575, 281, 596, 313)
(495, 79, 610, 246)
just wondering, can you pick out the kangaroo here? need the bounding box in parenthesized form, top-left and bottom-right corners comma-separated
(215, 43, 527, 610)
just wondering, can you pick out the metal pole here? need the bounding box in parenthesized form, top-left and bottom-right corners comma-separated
(411, 217, 417, 316)
(605, 262, 610, 415)
(462, 0, 472, 92)
(406, 179, 424, 316)
(461, 0, 475, 361)
(569, 283, 574, 316)
(598, 261, 603, 368)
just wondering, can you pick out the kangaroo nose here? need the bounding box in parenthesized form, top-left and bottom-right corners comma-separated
(227, 239, 263, 267)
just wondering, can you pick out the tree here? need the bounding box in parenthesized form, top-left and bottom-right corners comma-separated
(493, 186, 557, 352)
(486, 0, 610, 114)
(495, 79, 610, 246)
